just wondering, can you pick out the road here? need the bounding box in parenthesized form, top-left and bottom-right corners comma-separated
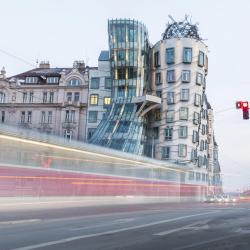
(0, 199, 250, 250)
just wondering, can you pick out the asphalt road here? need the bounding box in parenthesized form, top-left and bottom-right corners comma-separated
(1, 199, 250, 250)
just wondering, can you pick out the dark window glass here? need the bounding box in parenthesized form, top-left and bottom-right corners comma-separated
(166, 48, 175, 64)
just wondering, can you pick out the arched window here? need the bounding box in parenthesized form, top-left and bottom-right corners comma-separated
(68, 78, 81, 86)
(0, 92, 6, 103)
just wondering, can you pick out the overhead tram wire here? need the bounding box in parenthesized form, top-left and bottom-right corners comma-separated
(0, 48, 36, 68)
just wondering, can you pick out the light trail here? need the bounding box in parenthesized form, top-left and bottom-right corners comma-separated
(0, 134, 186, 173)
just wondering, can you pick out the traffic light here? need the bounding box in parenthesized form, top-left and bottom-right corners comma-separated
(236, 101, 249, 120)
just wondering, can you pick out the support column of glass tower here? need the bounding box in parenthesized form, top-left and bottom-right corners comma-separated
(90, 19, 150, 154)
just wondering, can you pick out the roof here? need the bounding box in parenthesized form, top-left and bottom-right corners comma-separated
(9, 67, 72, 80)
(163, 16, 202, 41)
(98, 51, 110, 61)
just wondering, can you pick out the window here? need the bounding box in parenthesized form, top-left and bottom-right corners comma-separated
(27, 111, 32, 123)
(0, 92, 5, 103)
(200, 140, 204, 151)
(90, 94, 98, 105)
(23, 92, 27, 103)
(203, 156, 207, 167)
(156, 91, 162, 98)
(117, 121, 130, 133)
(64, 129, 73, 141)
(162, 146, 170, 159)
(193, 112, 200, 125)
(117, 68, 126, 80)
(194, 93, 201, 106)
(127, 87, 136, 98)
(196, 172, 201, 180)
(49, 92, 54, 103)
(66, 92, 72, 102)
(179, 107, 188, 120)
(69, 110, 75, 122)
(47, 77, 59, 84)
(105, 77, 112, 89)
(48, 111, 52, 124)
(74, 92, 80, 102)
(65, 110, 75, 122)
(202, 173, 206, 181)
(180, 89, 189, 101)
(189, 172, 195, 180)
(41, 111, 46, 123)
(205, 140, 208, 150)
(165, 127, 173, 141)
(166, 48, 175, 64)
(198, 156, 203, 168)
(20, 111, 25, 123)
(117, 50, 126, 61)
(104, 97, 111, 106)
(65, 110, 69, 122)
(155, 72, 161, 85)
(88, 111, 98, 123)
(29, 92, 33, 103)
(166, 110, 175, 123)
(90, 77, 100, 89)
(179, 126, 188, 138)
(154, 51, 160, 67)
(153, 127, 159, 139)
(196, 72, 203, 85)
(154, 109, 161, 121)
(167, 70, 175, 83)
(87, 128, 96, 140)
(25, 77, 38, 84)
(183, 48, 192, 63)
(181, 70, 191, 83)
(191, 148, 198, 161)
(167, 92, 175, 104)
(68, 78, 81, 86)
(178, 144, 187, 157)
(192, 130, 199, 143)
(198, 51, 205, 67)
(117, 86, 125, 98)
(202, 124, 206, 135)
(1, 111, 5, 123)
(43, 92, 47, 103)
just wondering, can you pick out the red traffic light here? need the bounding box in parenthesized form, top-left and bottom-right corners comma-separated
(242, 101, 249, 110)
(236, 101, 242, 109)
(236, 101, 249, 110)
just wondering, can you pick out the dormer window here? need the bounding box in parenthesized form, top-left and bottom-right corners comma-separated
(25, 77, 38, 84)
(68, 78, 81, 86)
(47, 77, 59, 84)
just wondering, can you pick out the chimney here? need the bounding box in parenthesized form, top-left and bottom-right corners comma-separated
(39, 61, 50, 69)
(73, 60, 85, 70)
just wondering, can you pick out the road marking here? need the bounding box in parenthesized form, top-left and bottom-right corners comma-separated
(70, 218, 135, 231)
(11, 211, 220, 250)
(0, 219, 41, 225)
(153, 219, 210, 236)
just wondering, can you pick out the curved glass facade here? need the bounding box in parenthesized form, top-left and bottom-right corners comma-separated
(90, 19, 150, 154)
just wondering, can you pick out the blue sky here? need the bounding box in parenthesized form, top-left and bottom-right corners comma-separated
(0, 0, 250, 191)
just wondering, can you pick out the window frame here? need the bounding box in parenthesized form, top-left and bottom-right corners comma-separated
(166, 48, 175, 65)
(90, 94, 99, 106)
(183, 47, 192, 63)
(181, 70, 191, 83)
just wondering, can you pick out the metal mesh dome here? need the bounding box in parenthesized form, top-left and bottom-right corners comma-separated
(163, 16, 202, 40)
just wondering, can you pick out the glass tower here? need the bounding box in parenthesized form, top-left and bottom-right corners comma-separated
(90, 19, 150, 154)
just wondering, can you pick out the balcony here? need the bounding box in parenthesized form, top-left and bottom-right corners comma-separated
(62, 121, 77, 129)
(62, 101, 87, 108)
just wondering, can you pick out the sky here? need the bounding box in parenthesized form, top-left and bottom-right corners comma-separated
(0, 0, 250, 192)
